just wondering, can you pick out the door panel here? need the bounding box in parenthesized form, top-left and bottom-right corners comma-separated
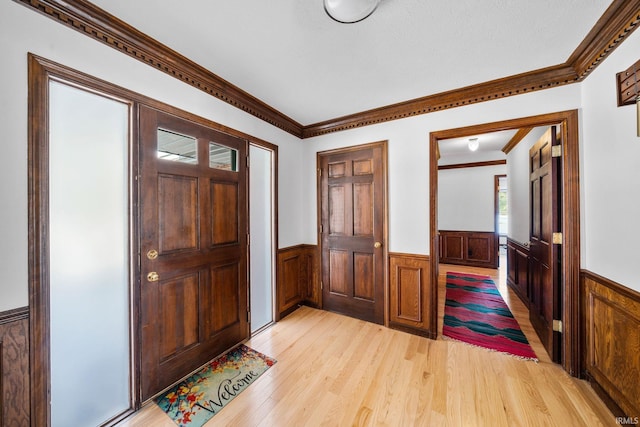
(529, 126, 562, 362)
(319, 143, 386, 324)
(139, 105, 248, 400)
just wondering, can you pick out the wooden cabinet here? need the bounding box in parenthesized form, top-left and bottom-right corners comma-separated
(439, 230, 497, 269)
(506, 238, 530, 305)
(389, 253, 434, 338)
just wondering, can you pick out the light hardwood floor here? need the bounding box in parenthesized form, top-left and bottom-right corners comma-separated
(120, 260, 615, 426)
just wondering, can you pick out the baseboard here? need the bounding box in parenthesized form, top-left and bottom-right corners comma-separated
(0, 306, 30, 426)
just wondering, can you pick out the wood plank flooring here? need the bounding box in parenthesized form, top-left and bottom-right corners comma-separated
(120, 261, 615, 426)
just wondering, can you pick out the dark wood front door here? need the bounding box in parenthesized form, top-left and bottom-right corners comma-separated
(529, 126, 562, 362)
(318, 142, 387, 324)
(139, 105, 248, 400)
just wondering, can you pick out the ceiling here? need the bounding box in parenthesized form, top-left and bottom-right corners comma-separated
(88, 0, 612, 125)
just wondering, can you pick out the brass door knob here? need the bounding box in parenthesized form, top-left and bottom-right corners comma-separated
(147, 272, 159, 282)
(374, 241, 382, 248)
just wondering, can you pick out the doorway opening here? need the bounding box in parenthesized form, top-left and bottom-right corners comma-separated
(429, 110, 581, 376)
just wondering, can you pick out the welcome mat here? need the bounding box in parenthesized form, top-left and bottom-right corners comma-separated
(443, 272, 537, 361)
(155, 344, 276, 426)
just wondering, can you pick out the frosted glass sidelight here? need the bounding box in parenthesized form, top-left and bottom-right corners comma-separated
(249, 145, 274, 333)
(49, 81, 131, 426)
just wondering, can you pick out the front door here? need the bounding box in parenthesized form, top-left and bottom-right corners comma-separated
(139, 105, 248, 399)
(529, 126, 562, 362)
(318, 142, 387, 324)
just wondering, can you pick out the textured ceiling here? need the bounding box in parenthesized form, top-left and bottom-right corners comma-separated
(89, 0, 611, 125)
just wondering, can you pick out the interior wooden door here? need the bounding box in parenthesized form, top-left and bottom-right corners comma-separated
(139, 105, 248, 400)
(529, 126, 562, 362)
(319, 142, 386, 324)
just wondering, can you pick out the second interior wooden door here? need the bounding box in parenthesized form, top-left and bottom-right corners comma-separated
(318, 142, 386, 324)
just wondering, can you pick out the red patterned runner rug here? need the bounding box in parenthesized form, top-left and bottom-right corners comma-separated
(443, 271, 537, 361)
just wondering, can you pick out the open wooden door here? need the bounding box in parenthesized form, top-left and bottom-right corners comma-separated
(139, 106, 248, 400)
(529, 126, 562, 362)
(318, 142, 387, 324)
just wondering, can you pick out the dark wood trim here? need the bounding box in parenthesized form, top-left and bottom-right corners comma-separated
(502, 127, 533, 154)
(28, 53, 52, 427)
(0, 307, 29, 325)
(15, 0, 640, 138)
(567, 0, 640, 79)
(316, 141, 389, 326)
(616, 58, 640, 106)
(506, 237, 530, 306)
(438, 159, 506, 170)
(430, 110, 581, 377)
(15, 0, 303, 138)
(0, 308, 30, 426)
(388, 253, 434, 338)
(276, 244, 319, 320)
(581, 269, 640, 418)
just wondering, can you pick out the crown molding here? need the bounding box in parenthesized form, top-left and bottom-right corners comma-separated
(14, 0, 640, 139)
(303, 0, 640, 137)
(15, 0, 304, 137)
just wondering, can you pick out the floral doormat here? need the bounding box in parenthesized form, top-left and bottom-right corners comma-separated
(155, 344, 276, 426)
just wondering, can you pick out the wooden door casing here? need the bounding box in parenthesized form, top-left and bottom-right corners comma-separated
(529, 126, 562, 363)
(318, 142, 387, 325)
(139, 106, 248, 400)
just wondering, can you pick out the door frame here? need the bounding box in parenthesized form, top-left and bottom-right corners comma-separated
(316, 140, 389, 325)
(28, 54, 279, 425)
(429, 110, 581, 376)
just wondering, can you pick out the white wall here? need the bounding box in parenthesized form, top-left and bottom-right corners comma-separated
(507, 126, 548, 243)
(0, 1, 304, 312)
(438, 165, 507, 232)
(302, 86, 582, 255)
(581, 27, 640, 292)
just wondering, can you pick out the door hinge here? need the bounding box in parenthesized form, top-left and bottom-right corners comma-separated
(246, 154, 250, 168)
(320, 224, 323, 234)
(552, 145, 562, 158)
(321, 281, 323, 290)
(318, 168, 322, 176)
(552, 232, 563, 244)
(247, 310, 251, 323)
(553, 319, 563, 333)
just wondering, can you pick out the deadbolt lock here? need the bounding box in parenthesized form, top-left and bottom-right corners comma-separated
(147, 272, 159, 282)
(374, 241, 382, 248)
(146, 249, 158, 260)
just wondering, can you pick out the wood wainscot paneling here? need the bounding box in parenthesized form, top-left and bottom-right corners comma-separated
(276, 245, 319, 319)
(506, 238, 530, 305)
(439, 231, 498, 269)
(582, 270, 640, 418)
(389, 253, 434, 338)
(0, 307, 29, 426)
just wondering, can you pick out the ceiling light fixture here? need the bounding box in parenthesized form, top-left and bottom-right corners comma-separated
(324, 0, 381, 23)
(468, 138, 479, 152)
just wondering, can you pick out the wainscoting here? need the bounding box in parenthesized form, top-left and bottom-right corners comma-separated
(439, 230, 497, 269)
(276, 245, 319, 319)
(581, 270, 640, 418)
(506, 237, 530, 305)
(389, 253, 434, 338)
(0, 307, 29, 426)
